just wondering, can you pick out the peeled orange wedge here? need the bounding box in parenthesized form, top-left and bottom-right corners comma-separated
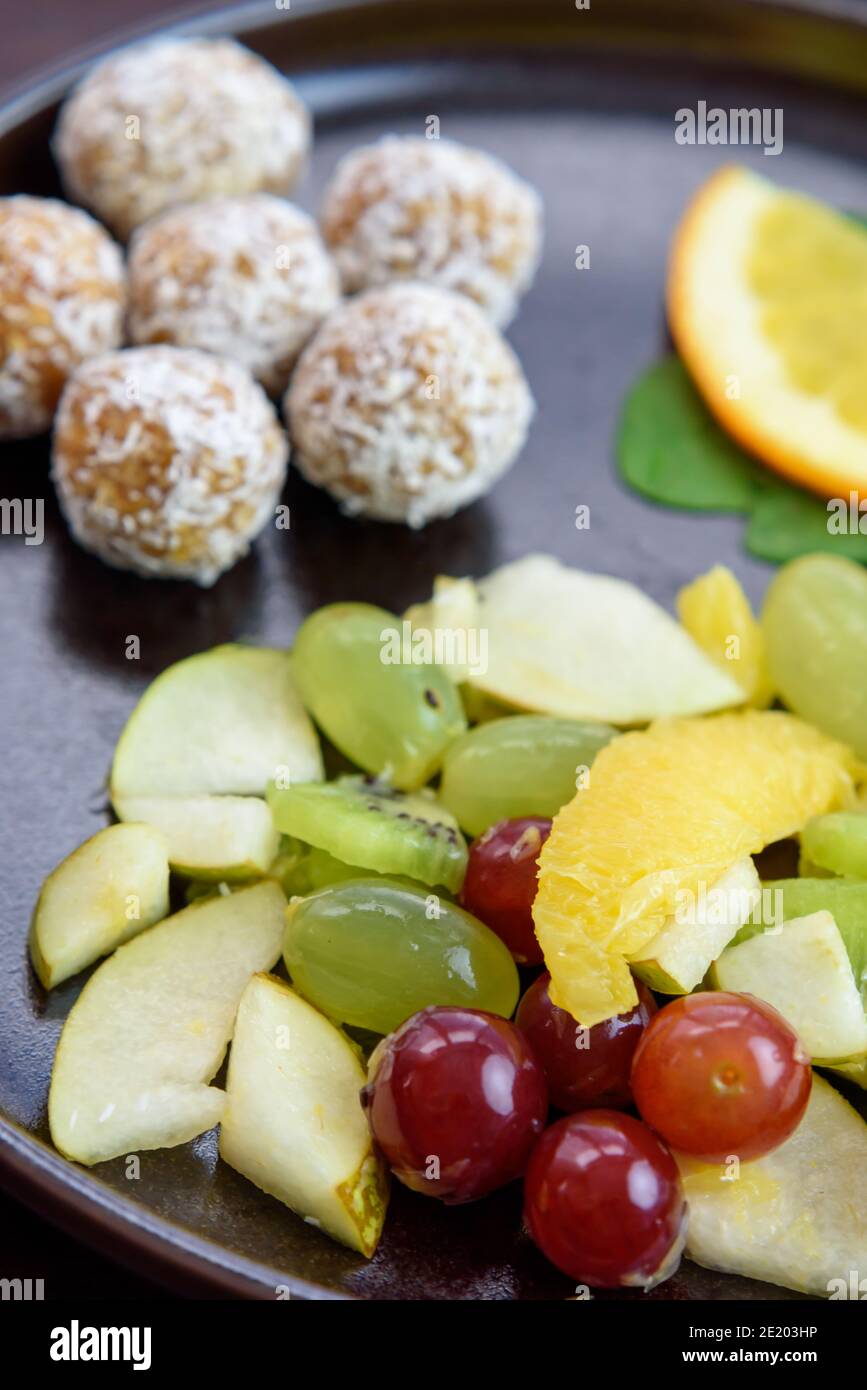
(676, 565, 774, 708)
(669, 165, 867, 499)
(533, 710, 859, 1027)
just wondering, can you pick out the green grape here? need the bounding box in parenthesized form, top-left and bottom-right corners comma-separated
(762, 555, 867, 759)
(438, 715, 617, 837)
(283, 878, 519, 1034)
(797, 854, 835, 879)
(303, 846, 407, 890)
(306, 845, 369, 891)
(801, 813, 867, 878)
(291, 603, 466, 790)
(267, 835, 313, 896)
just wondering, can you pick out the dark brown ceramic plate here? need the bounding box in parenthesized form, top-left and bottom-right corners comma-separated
(2, 0, 867, 1300)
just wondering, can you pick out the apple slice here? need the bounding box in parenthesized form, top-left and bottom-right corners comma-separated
(712, 910, 867, 1063)
(735, 877, 867, 1012)
(678, 1074, 867, 1297)
(404, 576, 484, 684)
(629, 857, 760, 995)
(407, 556, 744, 724)
(111, 644, 323, 800)
(826, 1056, 867, 1090)
(112, 795, 280, 879)
(30, 823, 170, 989)
(219, 973, 388, 1257)
(49, 880, 286, 1166)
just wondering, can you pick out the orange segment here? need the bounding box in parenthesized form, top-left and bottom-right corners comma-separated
(533, 710, 859, 1027)
(676, 565, 774, 708)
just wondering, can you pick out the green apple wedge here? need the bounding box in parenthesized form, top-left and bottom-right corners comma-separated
(629, 857, 760, 994)
(110, 644, 323, 800)
(113, 795, 280, 880)
(49, 880, 286, 1166)
(30, 823, 169, 989)
(734, 877, 867, 1012)
(711, 910, 867, 1064)
(678, 1074, 867, 1297)
(219, 973, 388, 1258)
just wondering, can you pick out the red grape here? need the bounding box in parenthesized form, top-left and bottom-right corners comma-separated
(631, 991, 811, 1163)
(524, 1110, 686, 1289)
(361, 1005, 548, 1203)
(516, 971, 656, 1111)
(459, 817, 551, 964)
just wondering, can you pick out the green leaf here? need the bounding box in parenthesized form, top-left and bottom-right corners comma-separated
(745, 482, 867, 563)
(616, 356, 765, 512)
(618, 352, 867, 568)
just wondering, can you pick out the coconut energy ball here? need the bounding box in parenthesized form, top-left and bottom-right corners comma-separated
(128, 195, 340, 396)
(285, 282, 534, 527)
(53, 38, 311, 239)
(320, 136, 542, 327)
(52, 346, 288, 585)
(0, 196, 124, 440)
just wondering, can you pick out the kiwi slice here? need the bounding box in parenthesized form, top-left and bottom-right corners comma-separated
(266, 775, 468, 892)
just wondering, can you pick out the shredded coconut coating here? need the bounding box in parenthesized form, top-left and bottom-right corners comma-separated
(320, 136, 542, 327)
(0, 196, 125, 440)
(53, 38, 311, 240)
(128, 195, 340, 396)
(52, 346, 289, 585)
(285, 282, 534, 527)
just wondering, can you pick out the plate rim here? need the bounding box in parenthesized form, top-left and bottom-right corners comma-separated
(0, 1114, 347, 1299)
(4, 0, 867, 134)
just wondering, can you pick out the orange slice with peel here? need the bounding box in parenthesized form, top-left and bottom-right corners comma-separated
(669, 165, 867, 500)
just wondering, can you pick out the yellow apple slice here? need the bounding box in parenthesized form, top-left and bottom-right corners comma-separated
(679, 1074, 867, 1297)
(112, 795, 280, 879)
(825, 1056, 867, 1090)
(404, 576, 484, 684)
(220, 973, 388, 1257)
(30, 823, 169, 989)
(408, 556, 744, 725)
(49, 880, 286, 1165)
(630, 856, 760, 995)
(111, 644, 322, 800)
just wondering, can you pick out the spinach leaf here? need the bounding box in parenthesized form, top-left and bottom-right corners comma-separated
(745, 481, 867, 563)
(617, 356, 765, 512)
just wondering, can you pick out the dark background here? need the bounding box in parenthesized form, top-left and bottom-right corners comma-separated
(0, 0, 241, 1302)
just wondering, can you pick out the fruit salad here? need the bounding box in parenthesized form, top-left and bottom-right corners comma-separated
(33, 552, 867, 1297)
